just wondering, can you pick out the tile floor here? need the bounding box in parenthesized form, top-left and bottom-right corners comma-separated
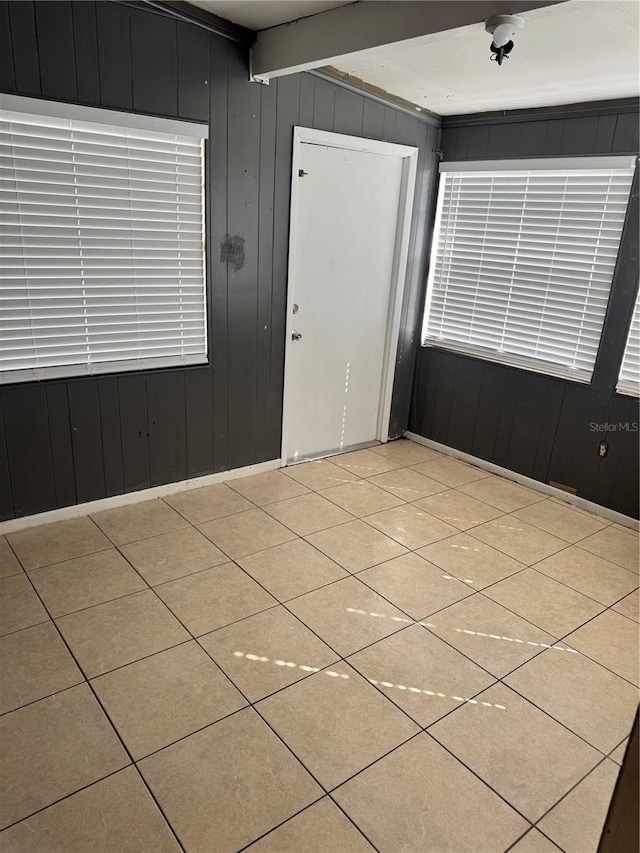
(0, 439, 638, 853)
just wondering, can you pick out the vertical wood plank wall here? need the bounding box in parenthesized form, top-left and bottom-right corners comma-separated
(409, 104, 640, 518)
(0, 0, 440, 520)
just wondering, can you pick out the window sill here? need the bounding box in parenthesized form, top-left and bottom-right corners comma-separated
(420, 341, 592, 386)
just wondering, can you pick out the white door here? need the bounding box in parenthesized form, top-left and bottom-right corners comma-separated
(282, 128, 418, 464)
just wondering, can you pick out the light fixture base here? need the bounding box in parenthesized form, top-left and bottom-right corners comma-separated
(485, 14, 525, 36)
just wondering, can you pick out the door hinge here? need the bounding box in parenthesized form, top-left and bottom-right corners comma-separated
(298, 169, 309, 177)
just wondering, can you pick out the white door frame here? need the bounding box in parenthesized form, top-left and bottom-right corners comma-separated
(281, 126, 419, 464)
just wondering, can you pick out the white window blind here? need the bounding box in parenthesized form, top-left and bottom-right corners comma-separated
(617, 290, 640, 396)
(422, 156, 636, 382)
(0, 94, 208, 384)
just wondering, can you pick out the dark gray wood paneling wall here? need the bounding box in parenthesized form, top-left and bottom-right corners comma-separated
(409, 104, 640, 518)
(0, 0, 440, 520)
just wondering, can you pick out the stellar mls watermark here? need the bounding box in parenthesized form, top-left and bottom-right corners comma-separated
(590, 422, 639, 432)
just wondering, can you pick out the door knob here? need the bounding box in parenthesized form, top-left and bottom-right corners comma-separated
(292, 332, 302, 341)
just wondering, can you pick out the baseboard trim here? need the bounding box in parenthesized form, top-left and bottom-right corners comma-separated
(0, 458, 283, 535)
(404, 432, 639, 532)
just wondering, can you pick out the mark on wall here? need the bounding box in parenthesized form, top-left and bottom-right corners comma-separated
(220, 234, 245, 271)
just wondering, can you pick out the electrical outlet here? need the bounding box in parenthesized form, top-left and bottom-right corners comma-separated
(598, 441, 609, 459)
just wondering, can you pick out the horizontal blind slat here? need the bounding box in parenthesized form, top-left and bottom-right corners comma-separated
(422, 161, 635, 381)
(617, 293, 640, 395)
(0, 101, 207, 384)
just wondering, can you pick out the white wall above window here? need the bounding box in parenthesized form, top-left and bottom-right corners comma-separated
(422, 156, 637, 383)
(0, 94, 209, 384)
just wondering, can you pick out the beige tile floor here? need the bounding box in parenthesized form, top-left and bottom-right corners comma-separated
(0, 438, 638, 853)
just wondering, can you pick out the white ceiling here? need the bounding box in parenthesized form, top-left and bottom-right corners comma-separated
(187, 0, 352, 30)
(332, 0, 640, 114)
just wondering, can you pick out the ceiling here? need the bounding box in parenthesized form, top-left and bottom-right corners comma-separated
(187, 0, 352, 30)
(331, 0, 640, 114)
(185, 0, 639, 115)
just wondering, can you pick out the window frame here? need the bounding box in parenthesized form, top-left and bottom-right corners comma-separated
(421, 155, 637, 385)
(0, 94, 209, 385)
(616, 288, 640, 397)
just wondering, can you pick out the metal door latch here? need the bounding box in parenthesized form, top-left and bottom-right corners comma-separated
(292, 332, 302, 341)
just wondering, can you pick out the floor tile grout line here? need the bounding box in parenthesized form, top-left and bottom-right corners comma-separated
(2, 563, 188, 853)
(0, 764, 137, 836)
(253, 708, 411, 851)
(2, 472, 626, 744)
(4, 532, 634, 716)
(0, 676, 85, 720)
(504, 504, 613, 541)
(475, 561, 608, 609)
(82, 637, 196, 682)
(3, 448, 634, 552)
(505, 616, 640, 691)
(208, 651, 385, 853)
(200, 589, 549, 735)
(469, 588, 640, 688)
(491, 679, 617, 760)
(102, 546, 280, 711)
(552, 606, 640, 689)
(474, 574, 599, 633)
(106, 533, 421, 762)
(354, 505, 582, 572)
(14, 518, 630, 636)
(326, 792, 383, 852)
(2, 452, 626, 844)
(489, 615, 634, 685)
(530, 749, 618, 834)
(350, 561, 476, 616)
(262, 653, 428, 732)
(0, 643, 611, 853)
(0, 472, 632, 632)
(420, 728, 538, 827)
(139, 627, 389, 853)
(421, 505, 639, 608)
(254, 692, 424, 799)
(503, 826, 566, 853)
(199, 549, 615, 716)
(524, 562, 640, 609)
(346, 463, 635, 562)
(187, 582, 525, 805)
(233, 560, 418, 664)
(333, 558, 638, 702)
(345, 650, 501, 732)
(0, 616, 54, 642)
(234, 797, 331, 853)
(235, 793, 381, 853)
(176, 486, 547, 710)
(605, 732, 634, 766)
(37, 585, 157, 622)
(531, 828, 567, 853)
(194, 578, 610, 832)
(7, 456, 634, 579)
(90, 518, 193, 549)
(114, 551, 237, 591)
(132, 702, 250, 763)
(608, 600, 640, 625)
(5, 543, 115, 574)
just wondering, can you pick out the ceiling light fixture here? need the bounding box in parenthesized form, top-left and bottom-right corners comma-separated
(485, 14, 525, 66)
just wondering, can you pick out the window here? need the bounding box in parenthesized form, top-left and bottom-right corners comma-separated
(617, 290, 640, 396)
(0, 95, 208, 384)
(422, 156, 636, 382)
